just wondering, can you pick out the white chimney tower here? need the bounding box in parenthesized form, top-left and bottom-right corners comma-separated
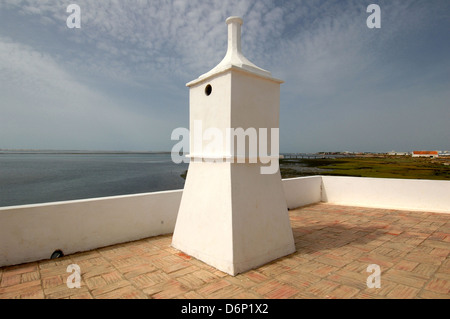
(171, 17, 295, 276)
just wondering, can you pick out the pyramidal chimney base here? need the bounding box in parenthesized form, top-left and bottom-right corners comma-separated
(171, 17, 295, 276)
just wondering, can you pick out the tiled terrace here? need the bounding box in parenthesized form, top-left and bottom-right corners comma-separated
(0, 203, 449, 299)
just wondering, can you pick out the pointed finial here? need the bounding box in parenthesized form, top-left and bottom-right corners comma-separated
(225, 17, 243, 57)
(187, 16, 282, 86)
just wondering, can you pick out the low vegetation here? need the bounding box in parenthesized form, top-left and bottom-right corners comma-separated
(180, 156, 450, 181)
(280, 156, 450, 180)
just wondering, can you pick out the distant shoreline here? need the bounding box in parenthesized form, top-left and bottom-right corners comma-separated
(0, 150, 172, 155)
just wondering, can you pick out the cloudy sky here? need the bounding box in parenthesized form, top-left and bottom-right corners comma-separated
(0, 0, 449, 153)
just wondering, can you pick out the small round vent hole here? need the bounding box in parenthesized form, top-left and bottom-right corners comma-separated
(205, 84, 212, 96)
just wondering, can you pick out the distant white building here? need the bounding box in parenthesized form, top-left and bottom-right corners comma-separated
(388, 151, 409, 156)
(412, 151, 439, 158)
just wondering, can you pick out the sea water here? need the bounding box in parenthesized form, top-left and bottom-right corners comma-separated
(0, 152, 188, 207)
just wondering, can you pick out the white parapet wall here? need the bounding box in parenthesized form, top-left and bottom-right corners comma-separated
(321, 176, 450, 213)
(0, 190, 182, 267)
(1, 176, 449, 267)
(282, 176, 322, 209)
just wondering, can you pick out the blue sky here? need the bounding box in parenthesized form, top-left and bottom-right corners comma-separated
(0, 0, 449, 153)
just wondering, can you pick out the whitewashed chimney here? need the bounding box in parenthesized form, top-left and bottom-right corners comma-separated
(171, 17, 295, 276)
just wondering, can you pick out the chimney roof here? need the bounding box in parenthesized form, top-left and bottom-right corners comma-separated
(187, 16, 282, 87)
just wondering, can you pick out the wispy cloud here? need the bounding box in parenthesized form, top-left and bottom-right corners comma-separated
(0, 0, 449, 152)
(0, 35, 177, 151)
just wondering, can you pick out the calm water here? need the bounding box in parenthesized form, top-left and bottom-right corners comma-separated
(0, 152, 188, 207)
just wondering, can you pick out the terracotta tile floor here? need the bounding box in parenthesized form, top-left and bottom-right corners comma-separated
(1, 203, 449, 299)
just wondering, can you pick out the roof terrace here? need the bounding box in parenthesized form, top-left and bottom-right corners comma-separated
(1, 202, 448, 299)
